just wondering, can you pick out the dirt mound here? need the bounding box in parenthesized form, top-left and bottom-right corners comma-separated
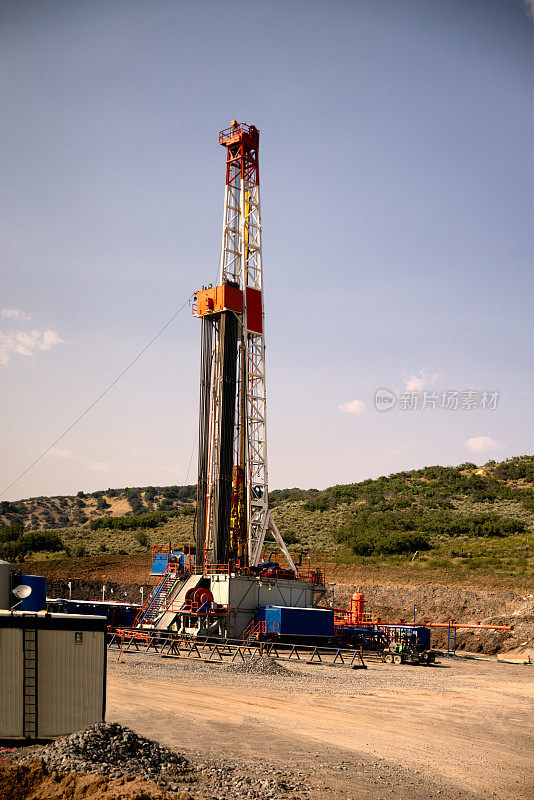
(228, 655, 294, 676)
(0, 760, 191, 800)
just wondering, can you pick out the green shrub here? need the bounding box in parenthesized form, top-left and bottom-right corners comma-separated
(0, 522, 24, 542)
(341, 530, 430, 556)
(303, 497, 330, 512)
(179, 505, 195, 516)
(90, 511, 169, 531)
(135, 531, 150, 548)
(0, 527, 64, 561)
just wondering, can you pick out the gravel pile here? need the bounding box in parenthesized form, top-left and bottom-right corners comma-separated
(228, 655, 294, 677)
(11, 722, 310, 799)
(29, 722, 190, 788)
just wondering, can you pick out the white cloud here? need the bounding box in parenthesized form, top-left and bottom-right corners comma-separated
(45, 447, 75, 459)
(1, 308, 31, 321)
(0, 329, 65, 365)
(403, 369, 439, 393)
(129, 447, 148, 457)
(337, 398, 367, 415)
(465, 436, 501, 454)
(86, 461, 110, 472)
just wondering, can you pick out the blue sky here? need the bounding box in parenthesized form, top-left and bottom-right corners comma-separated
(1, 0, 532, 500)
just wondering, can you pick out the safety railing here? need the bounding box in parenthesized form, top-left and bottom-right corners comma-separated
(192, 563, 232, 576)
(152, 543, 170, 559)
(242, 619, 281, 641)
(107, 628, 367, 670)
(166, 600, 231, 616)
(152, 542, 193, 574)
(133, 570, 176, 627)
(259, 550, 328, 585)
(219, 122, 258, 144)
(333, 608, 388, 626)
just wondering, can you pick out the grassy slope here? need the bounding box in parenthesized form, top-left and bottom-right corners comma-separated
(2, 457, 533, 584)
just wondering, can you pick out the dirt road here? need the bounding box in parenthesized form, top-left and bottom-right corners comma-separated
(106, 654, 533, 800)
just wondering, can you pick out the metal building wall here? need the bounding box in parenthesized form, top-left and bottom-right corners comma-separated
(37, 629, 105, 737)
(209, 575, 316, 638)
(0, 628, 23, 737)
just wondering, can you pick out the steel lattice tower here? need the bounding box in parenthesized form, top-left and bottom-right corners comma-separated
(194, 122, 295, 571)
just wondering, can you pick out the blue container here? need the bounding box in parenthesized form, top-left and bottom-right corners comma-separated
(151, 551, 185, 575)
(257, 605, 334, 638)
(16, 574, 47, 611)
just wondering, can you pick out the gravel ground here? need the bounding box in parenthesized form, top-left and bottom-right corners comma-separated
(6, 652, 530, 800)
(113, 647, 533, 700)
(106, 649, 533, 800)
(114, 647, 453, 692)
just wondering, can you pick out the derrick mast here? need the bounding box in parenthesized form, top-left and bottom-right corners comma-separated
(194, 122, 295, 573)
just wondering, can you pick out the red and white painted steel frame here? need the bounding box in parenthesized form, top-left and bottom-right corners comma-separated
(206, 123, 295, 570)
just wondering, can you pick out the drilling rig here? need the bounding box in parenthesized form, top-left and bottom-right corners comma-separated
(193, 120, 295, 573)
(135, 122, 326, 637)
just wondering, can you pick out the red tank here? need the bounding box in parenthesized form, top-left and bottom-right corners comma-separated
(350, 590, 365, 624)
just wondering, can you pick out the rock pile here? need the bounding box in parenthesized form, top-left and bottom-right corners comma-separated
(229, 655, 294, 676)
(8, 721, 312, 799)
(33, 722, 190, 787)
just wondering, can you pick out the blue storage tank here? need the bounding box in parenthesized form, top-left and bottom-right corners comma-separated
(15, 574, 47, 611)
(257, 605, 334, 638)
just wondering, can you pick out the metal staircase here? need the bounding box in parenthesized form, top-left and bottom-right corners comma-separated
(134, 571, 180, 627)
(242, 620, 262, 642)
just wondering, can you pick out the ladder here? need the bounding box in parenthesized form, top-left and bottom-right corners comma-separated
(134, 572, 179, 627)
(23, 628, 38, 738)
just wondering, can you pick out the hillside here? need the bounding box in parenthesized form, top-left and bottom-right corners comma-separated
(1, 456, 533, 582)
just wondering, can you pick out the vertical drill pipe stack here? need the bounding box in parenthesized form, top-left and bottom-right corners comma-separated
(211, 310, 238, 564)
(195, 316, 214, 568)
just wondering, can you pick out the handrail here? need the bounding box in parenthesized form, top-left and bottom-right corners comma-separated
(133, 571, 174, 626)
(167, 600, 231, 616)
(219, 122, 258, 144)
